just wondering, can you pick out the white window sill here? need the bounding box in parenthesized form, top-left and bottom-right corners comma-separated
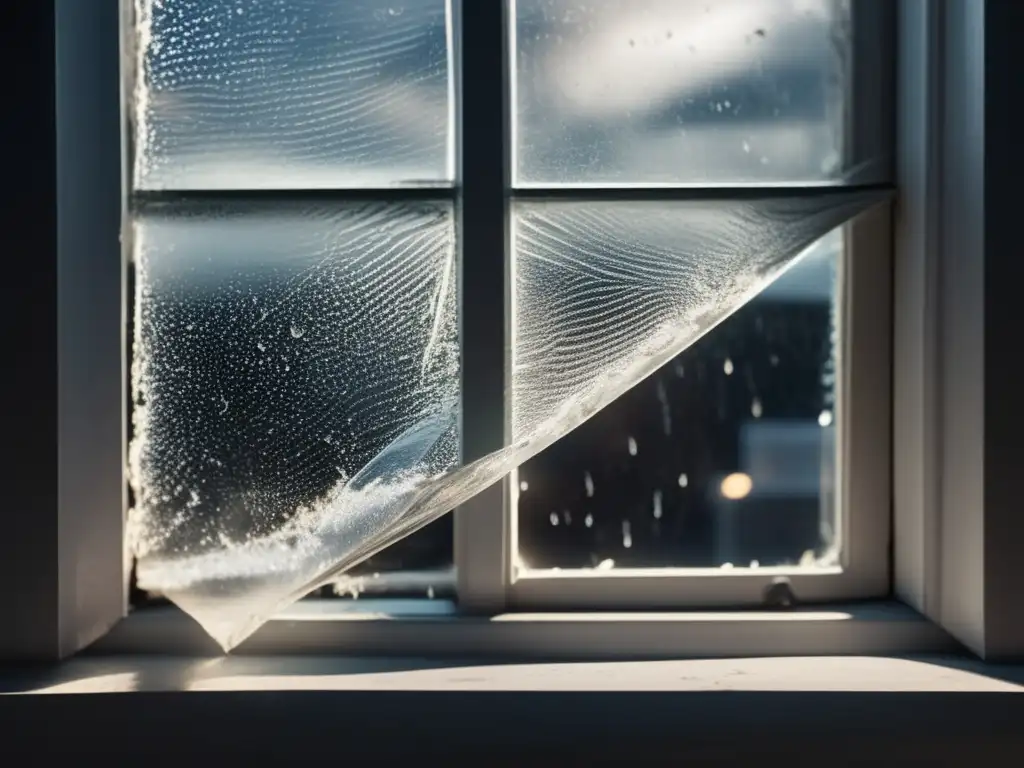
(89, 599, 958, 658)
(2, 652, 1021, 761)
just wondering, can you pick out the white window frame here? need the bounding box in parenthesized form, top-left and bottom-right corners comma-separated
(6, 0, 1020, 663)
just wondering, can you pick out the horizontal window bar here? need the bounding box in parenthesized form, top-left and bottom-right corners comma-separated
(131, 183, 894, 206)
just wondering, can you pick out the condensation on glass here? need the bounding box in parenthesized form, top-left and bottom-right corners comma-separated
(515, 224, 843, 572)
(512, 0, 853, 186)
(131, 0, 454, 189)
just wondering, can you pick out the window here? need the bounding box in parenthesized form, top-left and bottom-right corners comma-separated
(12, 0, 1016, 666)
(120, 0, 894, 650)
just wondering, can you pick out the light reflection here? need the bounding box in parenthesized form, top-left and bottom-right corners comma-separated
(720, 472, 753, 500)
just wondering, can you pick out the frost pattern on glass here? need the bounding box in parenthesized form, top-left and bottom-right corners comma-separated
(513, 0, 852, 186)
(131, 192, 883, 651)
(132, 0, 453, 189)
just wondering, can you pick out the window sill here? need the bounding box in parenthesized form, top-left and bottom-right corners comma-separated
(2, 652, 1021, 761)
(89, 599, 957, 658)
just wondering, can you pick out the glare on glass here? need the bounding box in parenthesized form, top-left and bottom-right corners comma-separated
(512, 0, 852, 186)
(132, 0, 454, 189)
(514, 218, 844, 572)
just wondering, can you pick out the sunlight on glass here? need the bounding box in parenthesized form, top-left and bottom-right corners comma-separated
(512, 0, 851, 185)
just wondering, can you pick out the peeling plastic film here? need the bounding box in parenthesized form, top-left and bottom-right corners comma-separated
(129, 191, 883, 650)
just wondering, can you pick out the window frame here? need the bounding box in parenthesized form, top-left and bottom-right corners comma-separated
(8, 0, 1021, 662)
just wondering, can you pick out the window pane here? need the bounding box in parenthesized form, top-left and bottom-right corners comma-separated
(132, 0, 453, 189)
(512, 0, 851, 186)
(327, 514, 453, 599)
(128, 201, 458, 598)
(514, 215, 843, 571)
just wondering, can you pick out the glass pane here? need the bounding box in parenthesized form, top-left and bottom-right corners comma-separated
(128, 200, 458, 602)
(512, 0, 851, 186)
(514, 214, 843, 571)
(132, 0, 454, 189)
(327, 514, 453, 598)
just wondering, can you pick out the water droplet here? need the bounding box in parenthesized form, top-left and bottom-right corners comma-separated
(584, 513, 593, 528)
(750, 560, 760, 569)
(751, 398, 763, 418)
(769, 354, 780, 367)
(742, 140, 751, 153)
(622, 520, 632, 548)
(549, 512, 559, 526)
(596, 558, 615, 570)
(678, 473, 689, 488)
(723, 358, 734, 375)
(290, 325, 305, 339)
(519, 480, 529, 492)
(656, 379, 672, 435)
(818, 410, 833, 427)
(426, 586, 435, 599)
(627, 436, 638, 456)
(584, 471, 594, 497)
(652, 490, 663, 519)
(721, 562, 734, 570)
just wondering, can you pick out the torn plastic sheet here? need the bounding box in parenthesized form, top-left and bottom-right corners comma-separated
(128, 190, 885, 651)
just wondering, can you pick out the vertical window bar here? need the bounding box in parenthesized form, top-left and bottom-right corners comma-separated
(454, 0, 512, 611)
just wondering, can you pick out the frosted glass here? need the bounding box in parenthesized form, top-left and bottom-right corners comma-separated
(132, 0, 453, 189)
(513, 0, 852, 186)
(130, 191, 883, 651)
(129, 201, 459, 644)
